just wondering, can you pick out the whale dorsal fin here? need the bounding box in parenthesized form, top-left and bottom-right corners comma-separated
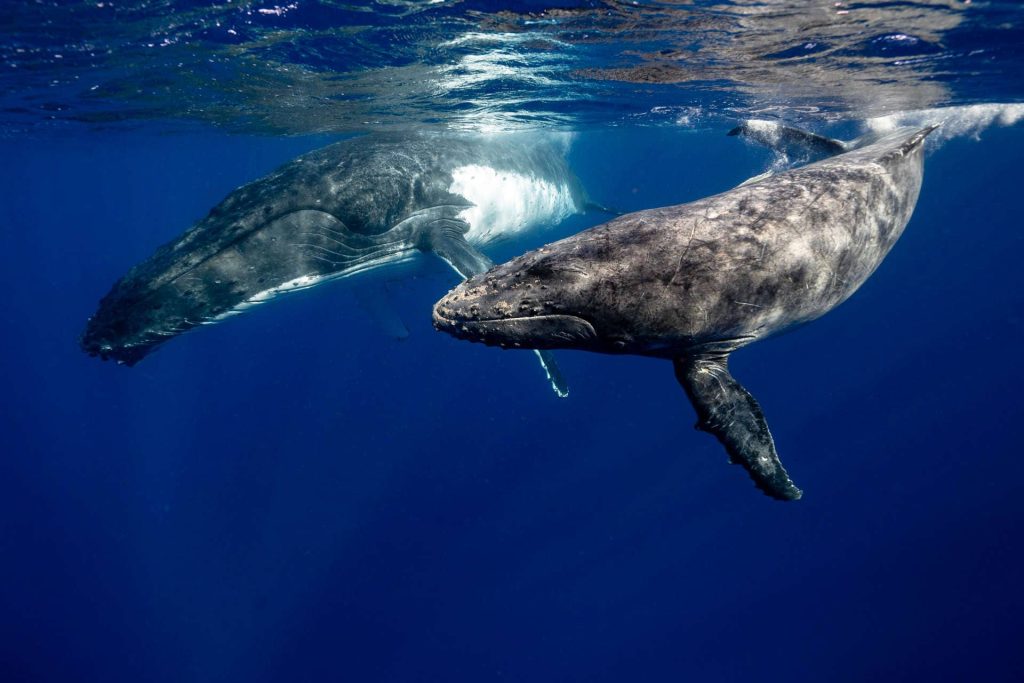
(674, 354, 802, 501)
(414, 206, 570, 398)
(729, 120, 848, 161)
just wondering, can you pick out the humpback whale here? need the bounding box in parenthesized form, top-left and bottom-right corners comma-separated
(433, 124, 937, 499)
(81, 130, 603, 396)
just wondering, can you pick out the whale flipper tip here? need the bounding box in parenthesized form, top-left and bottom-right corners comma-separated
(674, 354, 802, 502)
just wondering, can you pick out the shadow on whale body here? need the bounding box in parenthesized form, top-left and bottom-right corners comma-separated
(79, 129, 616, 396)
(435, 123, 939, 500)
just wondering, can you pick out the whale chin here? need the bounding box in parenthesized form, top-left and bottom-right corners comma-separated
(432, 306, 597, 350)
(79, 335, 156, 366)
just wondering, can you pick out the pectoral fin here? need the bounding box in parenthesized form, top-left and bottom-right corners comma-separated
(674, 355, 802, 501)
(532, 349, 569, 398)
(418, 207, 570, 398)
(415, 207, 493, 279)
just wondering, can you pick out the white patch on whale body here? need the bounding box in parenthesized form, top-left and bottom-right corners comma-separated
(448, 164, 579, 245)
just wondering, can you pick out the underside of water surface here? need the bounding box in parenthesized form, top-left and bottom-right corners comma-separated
(3, 0, 1022, 136)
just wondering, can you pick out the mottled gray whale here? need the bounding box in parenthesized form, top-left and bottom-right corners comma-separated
(433, 124, 937, 499)
(81, 130, 603, 396)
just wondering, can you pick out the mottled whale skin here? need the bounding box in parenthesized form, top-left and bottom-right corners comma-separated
(434, 125, 937, 499)
(81, 130, 595, 395)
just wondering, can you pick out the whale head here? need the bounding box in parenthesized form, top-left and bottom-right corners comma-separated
(78, 253, 265, 366)
(432, 241, 653, 355)
(80, 290, 175, 365)
(79, 204, 421, 366)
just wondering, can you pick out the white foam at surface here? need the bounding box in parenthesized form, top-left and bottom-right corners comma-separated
(866, 103, 1024, 146)
(744, 119, 786, 141)
(449, 164, 579, 245)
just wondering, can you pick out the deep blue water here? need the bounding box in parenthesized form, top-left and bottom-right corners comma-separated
(3, 1, 1024, 682)
(4, 121, 1023, 683)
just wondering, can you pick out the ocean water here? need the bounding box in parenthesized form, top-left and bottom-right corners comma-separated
(2, 2, 1023, 681)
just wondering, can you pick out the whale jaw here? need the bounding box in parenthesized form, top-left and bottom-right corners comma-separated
(432, 299, 597, 350)
(79, 328, 155, 366)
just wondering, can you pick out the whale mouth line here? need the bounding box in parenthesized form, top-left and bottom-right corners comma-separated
(80, 337, 154, 365)
(432, 308, 598, 348)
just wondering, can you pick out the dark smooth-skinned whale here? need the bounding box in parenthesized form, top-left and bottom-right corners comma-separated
(433, 123, 937, 499)
(81, 130, 612, 397)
